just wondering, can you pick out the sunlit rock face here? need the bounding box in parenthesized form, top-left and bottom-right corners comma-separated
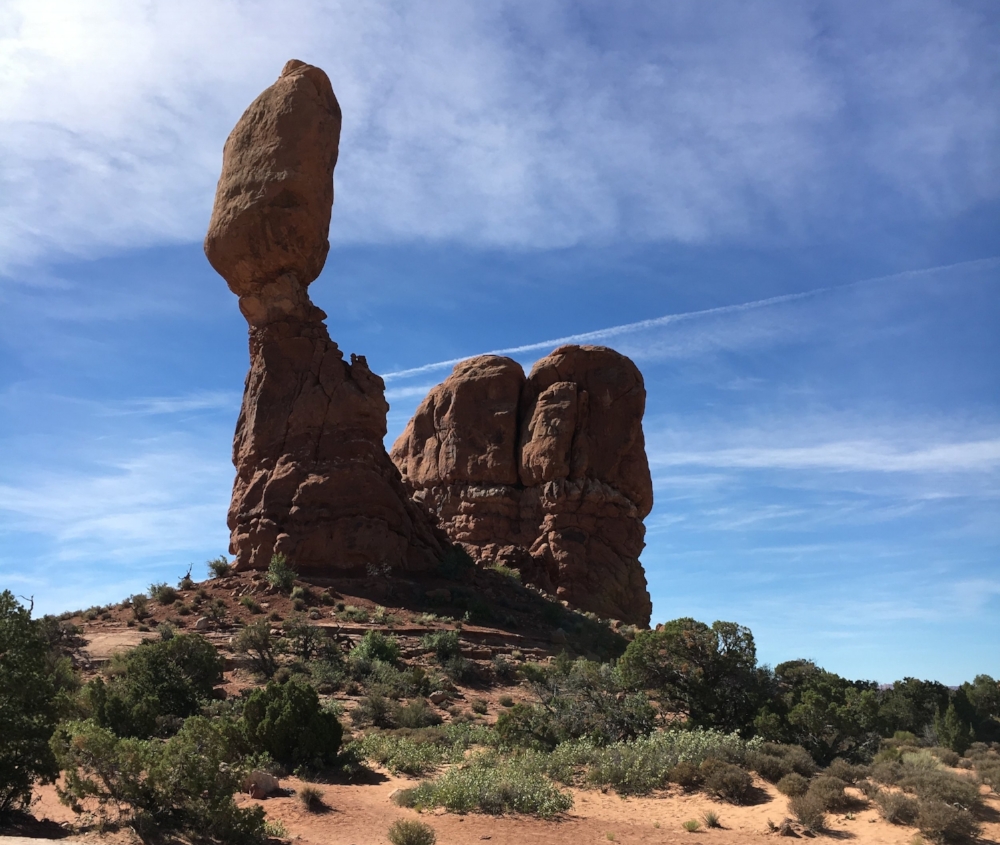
(206, 61, 445, 574)
(392, 345, 654, 626)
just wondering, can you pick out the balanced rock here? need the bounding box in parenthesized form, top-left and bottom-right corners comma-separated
(206, 61, 445, 574)
(391, 345, 653, 626)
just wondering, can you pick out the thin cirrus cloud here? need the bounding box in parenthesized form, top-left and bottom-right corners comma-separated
(1, 0, 998, 275)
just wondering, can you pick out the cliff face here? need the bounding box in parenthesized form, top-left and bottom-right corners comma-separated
(205, 61, 445, 574)
(392, 345, 654, 626)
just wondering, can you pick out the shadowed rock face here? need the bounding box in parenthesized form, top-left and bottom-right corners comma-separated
(206, 61, 445, 574)
(391, 345, 654, 626)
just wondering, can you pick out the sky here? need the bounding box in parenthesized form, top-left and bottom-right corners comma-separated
(1, 0, 998, 684)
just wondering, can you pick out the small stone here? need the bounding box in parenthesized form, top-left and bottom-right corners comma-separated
(194, 616, 210, 631)
(242, 770, 279, 799)
(429, 690, 450, 705)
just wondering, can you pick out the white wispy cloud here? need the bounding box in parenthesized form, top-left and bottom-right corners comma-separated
(651, 438, 1000, 474)
(381, 257, 999, 381)
(2, 0, 997, 274)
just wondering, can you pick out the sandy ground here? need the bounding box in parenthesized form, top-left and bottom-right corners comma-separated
(22, 772, 1000, 845)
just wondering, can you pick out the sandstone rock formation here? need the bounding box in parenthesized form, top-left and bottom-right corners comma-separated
(391, 345, 654, 626)
(206, 60, 445, 574)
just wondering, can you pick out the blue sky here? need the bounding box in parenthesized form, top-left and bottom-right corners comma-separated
(1, 1, 998, 684)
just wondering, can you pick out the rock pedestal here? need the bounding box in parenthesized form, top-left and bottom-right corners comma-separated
(391, 345, 654, 625)
(206, 61, 444, 574)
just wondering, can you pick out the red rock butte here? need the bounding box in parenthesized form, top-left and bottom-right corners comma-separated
(204, 60, 446, 574)
(391, 345, 654, 626)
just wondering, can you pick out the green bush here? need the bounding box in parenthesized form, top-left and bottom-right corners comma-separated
(422, 630, 461, 662)
(874, 790, 918, 824)
(298, 784, 326, 812)
(241, 679, 343, 767)
(806, 775, 850, 811)
(354, 733, 449, 776)
(207, 556, 232, 578)
(88, 633, 224, 738)
(149, 582, 179, 605)
(916, 799, 981, 843)
(52, 717, 266, 843)
(239, 596, 263, 614)
(403, 752, 573, 818)
(388, 818, 437, 845)
(898, 768, 980, 809)
(930, 747, 961, 767)
(747, 749, 792, 782)
(0, 591, 59, 817)
(776, 772, 809, 797)
(977, 759, 1000, 790)
(825, 756, 867, 783)
(557, 729, 760, 797)
(353, 630, 402, 664)
(266, 553, 296, 593)
(700, 758, 754, 804)
(351, 693, 396, 728)
(668, 760, 703, 789)
(394, 699, 443, 729)
(130, 593, 149, 620)
(788, 791, 826, 832)
(234, 620, 277, 677)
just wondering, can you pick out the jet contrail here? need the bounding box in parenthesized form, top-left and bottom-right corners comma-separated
(381, 256, 999, 382)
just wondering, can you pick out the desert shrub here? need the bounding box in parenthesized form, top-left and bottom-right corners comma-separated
(352, 693, 396, 729)
(282, 618, 336, 662)
(0, 591, 59, 817)
(234, 620, 277, 677)
(776, 772, 810, 796)
(52, 717, 266, 843)
(354, 732, 448, 776)
(499, 694, 515, 708)
(666, 760, 702, 788)
(339, 605, 370, 623)
(298, 784, 326, 812)
(241, 679, 342, 767)
(569, 729, 760, 796)
(394, 699, 443, 729)
(422, 630, 461, 662)
(825, 756, 867, 783)
(353, 630, 401, 664)
(207, 556, 231, 578)
(443, 655, 477, 683)
(149, 582, 179, 605)
(471, 698, 488, 715)
(486, 563, 521, 582)
(88, 633, 224, 738)
(492, 656, 517, 683)
(266, 553, 296, 593)
(898, 768, 980, 809)
(388, 818, 437, 845)
(871, 760, 903, 784)
(747, 749, 792, 782)
(916, 800, 981, 843)
(902, 749, 941, 770)
(129, 593, 149, 620)
(806, 775, 850, 811)
(875, 790, 919, 824)
(930, 747, 961, 767)
(403, 752, 573, 818)
(681, 819, 700, 832)
(239, 596, 263, 614)
(976, 759, 1000, 789)
(789, 792, 826, 832)
(289, 585, 310, 602)
(177, 566, 195, 591)
(700, 758, 754, 804)
(759, 743, 818, 777)
(701, 809, 722, 828)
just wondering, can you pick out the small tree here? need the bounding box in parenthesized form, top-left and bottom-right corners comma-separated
(0, 591, 59, 817)
(241, 680, 343, 767)
(934, 702, 974, 755)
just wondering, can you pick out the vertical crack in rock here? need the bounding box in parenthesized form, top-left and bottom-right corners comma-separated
(205, 60, 446, 574)
(391, 345, 654, 626)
